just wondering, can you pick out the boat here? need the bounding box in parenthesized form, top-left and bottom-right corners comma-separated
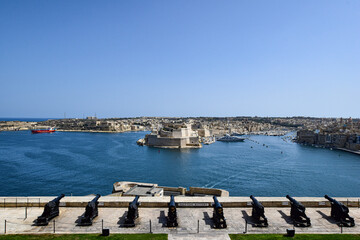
(203, 136, 216, 145)
(31, 127, 56, 134)
(231, 132, 243, 137)
(217, 134, 245, 142)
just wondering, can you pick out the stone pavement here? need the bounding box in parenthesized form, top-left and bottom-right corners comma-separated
(0, 207, 359, 235)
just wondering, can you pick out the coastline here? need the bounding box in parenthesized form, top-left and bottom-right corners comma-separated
(56, 129, 147, 133)
(335, 147, 360, 155)
(297, 143, 360, 156)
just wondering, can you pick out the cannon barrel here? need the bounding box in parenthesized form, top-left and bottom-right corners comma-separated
(86, 194, 101, 210)
(286, 195, 305, 210)
(130, 195, 140, 207)
(128, 195, 140, 211)
(286, 195, 295, 202)
(213, 196, 222, 209)
(52, 194, 65, 203)
(324, 195, 345, 208)
(90, 194, 101, 203)
(325, 195, 345, 208)
(169, 195, 176, 208)
(250, 195, 264, 210)
(86, 194, 101, 213)
(324, 195, 335, 203)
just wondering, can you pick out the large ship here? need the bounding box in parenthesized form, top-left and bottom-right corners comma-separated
(217, 134, 245, 142)
(31, 127, 56, 134)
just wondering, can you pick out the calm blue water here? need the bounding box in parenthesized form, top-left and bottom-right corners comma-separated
(0, 131, 359, 197)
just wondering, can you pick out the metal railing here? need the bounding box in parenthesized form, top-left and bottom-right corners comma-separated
(0, 216, 358, 235)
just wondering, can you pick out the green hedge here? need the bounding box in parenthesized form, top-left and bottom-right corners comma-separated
(230, 234, 360, 240)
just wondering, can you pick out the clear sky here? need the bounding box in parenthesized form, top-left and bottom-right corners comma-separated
(0, 0, 359, 118)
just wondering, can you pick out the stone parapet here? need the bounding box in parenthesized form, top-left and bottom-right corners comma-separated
(0, 196, 359, 208)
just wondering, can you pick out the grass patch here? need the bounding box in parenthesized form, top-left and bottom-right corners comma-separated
(230, 234, 360, 240)
(0, 234, 167, 240)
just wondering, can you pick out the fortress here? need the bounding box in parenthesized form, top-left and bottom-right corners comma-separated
(142, 123, 202, 148)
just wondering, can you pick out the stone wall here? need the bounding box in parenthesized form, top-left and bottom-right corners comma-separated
(0, 196, 359, 208)
(146, 134, 183, 148)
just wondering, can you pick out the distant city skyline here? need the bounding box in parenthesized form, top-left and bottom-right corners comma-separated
(1, 0, 360, 118)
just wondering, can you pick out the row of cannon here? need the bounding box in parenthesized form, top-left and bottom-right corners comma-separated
(248, 195, 354, 228)
(33, 194, 355, 228)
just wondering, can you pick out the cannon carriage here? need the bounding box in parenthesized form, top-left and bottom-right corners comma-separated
(124, 196, 140, 227)
(167, 195, 178, 227)
(34, 194, 65, 226)
(324, 195, 355, 227)
(212, 196, 227, 228)
(286, 195, 311, 227)
(78, 194, 101, 226)
(250, 195, 268, 227)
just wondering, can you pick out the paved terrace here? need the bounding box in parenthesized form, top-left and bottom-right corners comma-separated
(0, 196, 359, 238)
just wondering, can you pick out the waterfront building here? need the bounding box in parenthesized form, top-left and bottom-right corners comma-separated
(145, 123, 202, 148)
(297, 129, 360, 151)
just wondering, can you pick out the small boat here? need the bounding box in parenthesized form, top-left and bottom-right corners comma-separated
(203, 136, 216, 145)
(203, 139, 216, 145)
(231, 132, 243, 137)
(217, 134, 245, 142)
(31, 127, 56, 134)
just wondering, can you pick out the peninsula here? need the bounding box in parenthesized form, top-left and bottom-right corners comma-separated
(1, 116, 360, 153)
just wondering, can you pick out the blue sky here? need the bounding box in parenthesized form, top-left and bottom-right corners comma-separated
(0, 0, 359, 118)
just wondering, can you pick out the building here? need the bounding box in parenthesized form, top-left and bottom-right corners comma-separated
(144, 123, 202, 148)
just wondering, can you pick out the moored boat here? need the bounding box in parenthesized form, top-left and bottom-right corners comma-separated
(231, 132, 243, 137)
(31, 127, 56, 134)
(217, 134, 245, 142)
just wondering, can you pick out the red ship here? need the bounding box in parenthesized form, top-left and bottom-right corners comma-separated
(31, 127, 56, 134)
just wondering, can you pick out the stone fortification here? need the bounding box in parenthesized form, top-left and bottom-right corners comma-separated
(144, 123, 202, 148)
(112, 181, 229, 197)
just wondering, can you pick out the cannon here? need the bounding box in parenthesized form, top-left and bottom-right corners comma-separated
(78, 194, 101, 226)
(286, 195, 311, 227)
(34, 194, 65, 226)
(250, 195, 268, 227)
(124, 196, 140, 227)
(324, 195, 355, 227)
(212, 196, 227, 228)
(167, 195, 178, 227)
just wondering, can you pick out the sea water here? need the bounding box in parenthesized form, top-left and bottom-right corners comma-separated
(0, 131, 359, 197)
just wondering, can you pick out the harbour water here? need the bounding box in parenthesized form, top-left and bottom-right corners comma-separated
(0, 131, 359, 197)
